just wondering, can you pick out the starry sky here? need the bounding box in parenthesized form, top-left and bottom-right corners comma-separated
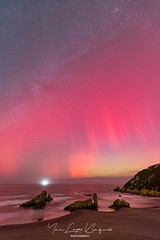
(0, 0, 160, 183)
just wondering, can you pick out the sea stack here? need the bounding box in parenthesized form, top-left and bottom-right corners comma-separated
(64, 192, 98, 211)
(20, 191, 53, 208)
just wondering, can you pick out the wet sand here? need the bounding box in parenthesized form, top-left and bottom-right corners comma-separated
(0, 208, 159, 240)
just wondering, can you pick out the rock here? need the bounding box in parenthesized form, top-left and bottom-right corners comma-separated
(119, 195, 121, 197)
(64, 193, 98, 212)
(47, 194, 53, 201)
(113, 186, 120, 192)
(64, 199, 92, 211)
(109, 199, 130, 210)
(84, 193, 92, 197)
(20, 191, 53, 209)
(92, 193, 98, 206)
(120, 164, 160, 197)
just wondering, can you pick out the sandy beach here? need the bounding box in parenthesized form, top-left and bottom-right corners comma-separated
(0, 208, 159, 240)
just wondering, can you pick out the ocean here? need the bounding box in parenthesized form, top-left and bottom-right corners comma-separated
(0, 182, 160, 226)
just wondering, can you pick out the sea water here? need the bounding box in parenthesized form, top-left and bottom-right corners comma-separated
(0, 182, 160, 226)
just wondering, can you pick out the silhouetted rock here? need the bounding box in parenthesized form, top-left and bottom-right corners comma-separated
(120, 164, 160, 197)
(113, 186, 120, 192)
(20, 191, 53, 209)
(109, 199, 130, 210)
(64, 193, 98, 211)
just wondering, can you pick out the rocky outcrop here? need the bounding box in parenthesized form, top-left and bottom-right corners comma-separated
(64, 199, 93, 211)
(120, 164, 160, 197)
(109, 199, 130, 210)
(64, 193, 98, 211)
(113, 186, 120, 192)
(20, 191, 53, 209)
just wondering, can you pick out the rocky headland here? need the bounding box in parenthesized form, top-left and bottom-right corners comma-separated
(120, 164, 160, 197)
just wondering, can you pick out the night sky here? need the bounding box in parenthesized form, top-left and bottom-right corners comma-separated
(1, 0, 160, 183)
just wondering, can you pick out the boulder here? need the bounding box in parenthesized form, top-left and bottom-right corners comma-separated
(109, 199, 130, 210)
(20, 191, 53, 209)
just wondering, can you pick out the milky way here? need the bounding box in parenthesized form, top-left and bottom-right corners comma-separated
(0, 0, 160, 183)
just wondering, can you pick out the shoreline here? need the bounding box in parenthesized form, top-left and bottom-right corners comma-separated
(0, 207, 160, 240)
(1, 204, 160, 228)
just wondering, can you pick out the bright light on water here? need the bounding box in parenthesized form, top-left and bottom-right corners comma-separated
(41, 179, 50, 186)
